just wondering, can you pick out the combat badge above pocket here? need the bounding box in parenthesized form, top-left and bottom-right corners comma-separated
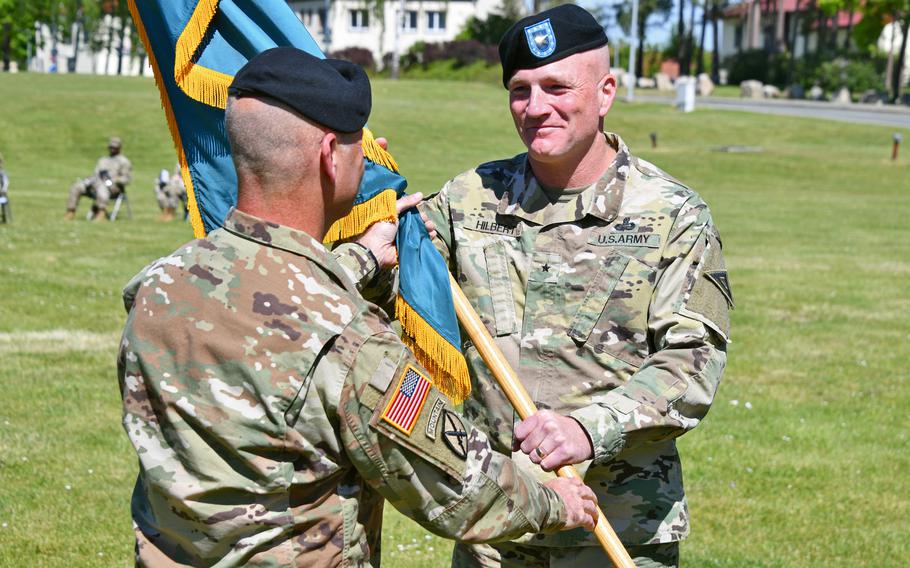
(369, 363, 468, 479)
(681, 235, 734, 342)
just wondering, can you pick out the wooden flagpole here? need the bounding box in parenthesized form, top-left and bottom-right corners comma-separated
(448, 274, 636, 568)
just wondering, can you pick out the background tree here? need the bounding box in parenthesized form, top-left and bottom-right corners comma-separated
(614, 0, 673, 77)
(852, 0, 910, 100)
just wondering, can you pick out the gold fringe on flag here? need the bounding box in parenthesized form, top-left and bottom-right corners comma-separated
(173, 0, 233, 109)
(126, 0, 207, 238)
(323, 129, 402, 242)
(396, 296, 472, 405)
(362, 128, 399, 172)
(323, 189, 398, 243)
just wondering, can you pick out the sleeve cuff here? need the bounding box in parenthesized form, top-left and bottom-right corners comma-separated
(333, 242, 379, 291)
(539, 484, 568, 533)
(569, 404, 625, 465)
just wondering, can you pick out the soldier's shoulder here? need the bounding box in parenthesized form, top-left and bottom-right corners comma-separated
(628, 156, 711, 216)
(330, 296, 403, 376)
(444, 153, 526, 199)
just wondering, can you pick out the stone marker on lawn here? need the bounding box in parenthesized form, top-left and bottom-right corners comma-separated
(833, 87, 852, 104)
(740, 80, 763, 99)
(697, 73, 714, 96)
(655, 72, 674, 92)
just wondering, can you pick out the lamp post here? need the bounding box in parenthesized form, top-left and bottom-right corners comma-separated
(627, 0, 639, 101)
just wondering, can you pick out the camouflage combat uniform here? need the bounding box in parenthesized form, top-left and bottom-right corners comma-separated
(155, 165, 186, 211)
(118, 207, 569, 567)
(67, 153, 132, 211)
(408, 133, 733, 567)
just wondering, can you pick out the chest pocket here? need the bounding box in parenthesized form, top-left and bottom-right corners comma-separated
(483, 241, 520, 336)
(568, 254, 654, 367)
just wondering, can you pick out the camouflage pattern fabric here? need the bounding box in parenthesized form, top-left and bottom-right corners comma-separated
(386, 133, 731, 556)
(118, 207, 568, 567)
(67, 153, 133, 210)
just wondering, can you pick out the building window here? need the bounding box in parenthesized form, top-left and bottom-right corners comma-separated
(403, 10, 418, 32)
(350, 9, 369, 30)
(426, 10, 446, 32)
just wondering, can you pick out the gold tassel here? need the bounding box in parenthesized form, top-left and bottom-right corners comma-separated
(323, 189, 398, 243)
(173, 0, 233, 109)
(362, 128, 399, 172)
(396, 296, 472, 404)
(127, 0, 207, 238)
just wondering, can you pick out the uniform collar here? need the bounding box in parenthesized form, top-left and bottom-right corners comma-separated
(495, 133, 631, 226)
(221, 208, 355, 292)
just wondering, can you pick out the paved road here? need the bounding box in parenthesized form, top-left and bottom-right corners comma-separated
(630, 94, 910, 129)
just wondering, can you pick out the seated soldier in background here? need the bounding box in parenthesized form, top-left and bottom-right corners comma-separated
(154, 163, 186, 221)
(0, 152, 10, 223)
(64, 136, 132, 221)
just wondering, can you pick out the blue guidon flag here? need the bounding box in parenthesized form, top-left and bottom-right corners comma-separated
(127, 0, 471, 403)
(524, 18, 556, 58)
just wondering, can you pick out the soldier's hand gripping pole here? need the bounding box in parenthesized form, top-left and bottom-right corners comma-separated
(449, 273, 636, 568)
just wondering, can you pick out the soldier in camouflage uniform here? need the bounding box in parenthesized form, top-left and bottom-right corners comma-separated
(154, 163, 186, 221)
(118, 47, 597, 567)
(65, 136, 133, 221)
(362, 6, 732, 567)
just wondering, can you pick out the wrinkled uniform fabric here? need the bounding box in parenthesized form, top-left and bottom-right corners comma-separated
(67, 153, 132, 210)
(398, 134, 731, 563)
(118, 208, 567, 568)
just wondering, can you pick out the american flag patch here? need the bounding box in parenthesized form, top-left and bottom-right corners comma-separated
(381, 364, 432, 436)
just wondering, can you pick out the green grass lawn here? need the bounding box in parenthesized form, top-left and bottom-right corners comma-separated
(1, 73, 909, 567)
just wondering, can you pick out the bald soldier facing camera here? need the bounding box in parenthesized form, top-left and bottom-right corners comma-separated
(118, 47, 597, 567)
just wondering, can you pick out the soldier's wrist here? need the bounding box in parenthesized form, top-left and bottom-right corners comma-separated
(541, 484, 569, 533)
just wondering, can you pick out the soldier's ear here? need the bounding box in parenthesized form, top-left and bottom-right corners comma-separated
(320, 131, 338, 188)
(598, 73, 616, 119)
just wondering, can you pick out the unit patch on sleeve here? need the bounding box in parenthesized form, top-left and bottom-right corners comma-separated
(424, 397, 446, 440)
(380, 364, 432, 436)
(441, 410, 468, 460)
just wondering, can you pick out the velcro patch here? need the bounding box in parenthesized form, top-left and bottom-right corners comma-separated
(602, 391, 642, 415)
(380, 364, 432, 436)
(369, 357, 399, 393)
(683, 236, 732, 340)
(705, 270, 734, 308)
(588, 232, 661, 248)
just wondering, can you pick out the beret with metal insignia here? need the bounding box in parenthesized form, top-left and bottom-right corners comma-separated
(498, 4, 609, 88)
(228, 46, 371, 133)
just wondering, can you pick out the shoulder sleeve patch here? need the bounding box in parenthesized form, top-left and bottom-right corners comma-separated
(682, 235, 733, 341)
(380, 364, 433, 436)
(369, 360, 469, 479)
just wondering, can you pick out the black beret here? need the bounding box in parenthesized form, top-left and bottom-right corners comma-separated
(499, 4, 608, 88)
(228, 46, 371, 133)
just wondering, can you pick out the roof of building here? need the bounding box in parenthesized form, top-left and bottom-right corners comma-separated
(721, 0, 862, 29)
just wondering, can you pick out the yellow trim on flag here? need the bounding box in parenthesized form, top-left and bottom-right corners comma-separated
(361, 128, 399, 172)
(174, 0, 233, 109)
(396, 296, 471, 405)
(126, 0, 207, 238)
(323, 188, 398, 244)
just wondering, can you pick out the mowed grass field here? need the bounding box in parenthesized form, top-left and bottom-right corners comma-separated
(1, 72, 909, 567)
